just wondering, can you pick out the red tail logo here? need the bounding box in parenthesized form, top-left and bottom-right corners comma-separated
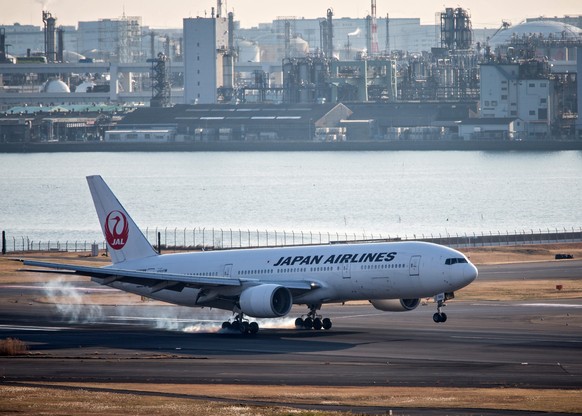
(105, 211, 129, 250)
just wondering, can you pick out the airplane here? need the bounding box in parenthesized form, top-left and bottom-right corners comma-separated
(23, 175, 478, 334)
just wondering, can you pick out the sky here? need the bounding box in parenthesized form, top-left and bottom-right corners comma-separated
(1, 0, 579, 29)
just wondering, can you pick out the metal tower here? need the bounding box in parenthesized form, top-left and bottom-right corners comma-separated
(369, 0, 379, 55)
(148, 52, 171, 107)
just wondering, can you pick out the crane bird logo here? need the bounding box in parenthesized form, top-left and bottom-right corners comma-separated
(105, 211, 129, 250)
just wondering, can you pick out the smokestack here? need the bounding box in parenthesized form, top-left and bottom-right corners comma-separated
(43, 11, 57, 63)
(57, 27, 64, 62)
(326, 8, 334, 58)
(0, 28, 6, 63)
(228, 12, 234, 52)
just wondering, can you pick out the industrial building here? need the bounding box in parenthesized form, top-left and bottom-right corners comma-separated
(183, 15, 230, 104)
(0, 4, 581, 143)
(0, 103, 127, 143)
(114, 103, 353, 141)
(103, 101, 475, 142)
(479, 61, 556, 137)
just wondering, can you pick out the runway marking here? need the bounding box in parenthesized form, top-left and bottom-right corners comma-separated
(0, 324, 71, 332)
(518, 303, 582, 309)
(471, 302, 582, 308)
(451, 335, 582, 343)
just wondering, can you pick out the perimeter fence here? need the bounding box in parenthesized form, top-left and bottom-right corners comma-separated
(2, 227, 582, 254)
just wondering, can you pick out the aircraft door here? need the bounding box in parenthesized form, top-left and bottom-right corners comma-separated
(342, 263, 351, 279)
(409, 255, 421, 276)
(223, 263, 233, 277)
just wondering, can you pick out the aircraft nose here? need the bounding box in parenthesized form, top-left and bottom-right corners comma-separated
(464, 262, 478, 285)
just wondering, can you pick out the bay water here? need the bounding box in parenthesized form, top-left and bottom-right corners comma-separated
(1, 151, 581, 245)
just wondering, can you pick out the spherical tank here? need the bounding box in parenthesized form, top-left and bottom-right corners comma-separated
(74, 80, 96, 93)
(489, 21, 582, 49)
(41, 79, 70, 93)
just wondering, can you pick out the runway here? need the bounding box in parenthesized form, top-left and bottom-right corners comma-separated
(0, 261, 581, 390)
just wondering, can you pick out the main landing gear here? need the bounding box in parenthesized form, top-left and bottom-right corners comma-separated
(295, 304, 332, 331)
(433, 292, 454, 323)
(221, 312, 259, 335)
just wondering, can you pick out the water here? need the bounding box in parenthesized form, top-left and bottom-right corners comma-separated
(1, 151, 581, 244)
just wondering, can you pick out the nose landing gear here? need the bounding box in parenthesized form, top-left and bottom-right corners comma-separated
(433, 292, 454, 323)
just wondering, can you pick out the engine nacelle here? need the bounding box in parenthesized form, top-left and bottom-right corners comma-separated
(239, 284, 293, 318)
(369, 298, 420, 312)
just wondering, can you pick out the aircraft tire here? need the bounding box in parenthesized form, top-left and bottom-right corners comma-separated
(433, 312, 448, 323)
(313, 318, 322, 330)
(303, 317, 313, 329)
(322, 318, 332, 330)
(295, 317, 304, 328)
(249, 322, 259, 334)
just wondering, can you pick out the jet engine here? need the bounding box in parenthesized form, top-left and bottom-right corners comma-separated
(239, 284, 293, 318)
(369, 298, 420, 312)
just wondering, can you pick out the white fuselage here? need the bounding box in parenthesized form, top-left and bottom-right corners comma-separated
(103, 241, 478, 310)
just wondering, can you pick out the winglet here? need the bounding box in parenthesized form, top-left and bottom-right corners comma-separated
(87, 175, 158, 264)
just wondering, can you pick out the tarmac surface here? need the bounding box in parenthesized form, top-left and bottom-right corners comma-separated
(0, 260, 581, 391)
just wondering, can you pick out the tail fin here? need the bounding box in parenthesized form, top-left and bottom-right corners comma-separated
(87, 175, 158, 264)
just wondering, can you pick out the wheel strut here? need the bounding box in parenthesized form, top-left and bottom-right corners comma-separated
(433, 293, 448, 323)
(222, 312, 259, 334)
(296, 304, 332, 330)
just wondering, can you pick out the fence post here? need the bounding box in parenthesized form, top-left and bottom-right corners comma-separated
(1, 231, 5, 255)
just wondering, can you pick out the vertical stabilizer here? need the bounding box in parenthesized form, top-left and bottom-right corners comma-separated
(87, 175, 158, 264)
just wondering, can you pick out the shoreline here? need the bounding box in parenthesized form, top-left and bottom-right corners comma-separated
(2, 139, 582, 153)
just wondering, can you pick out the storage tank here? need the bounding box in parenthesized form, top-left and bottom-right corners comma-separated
(41, 78, 70, 93)
(237, 39, 260, 62)
(289, 37, 309, 58)
(74, 80, 96, 93)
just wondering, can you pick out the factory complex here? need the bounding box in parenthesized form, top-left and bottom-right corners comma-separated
(0, 3, 581, 148)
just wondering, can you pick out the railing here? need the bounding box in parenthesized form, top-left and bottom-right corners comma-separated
(144, 227, 393, 249)
(4, 238, 107, 253)
(3, 227, 582, 254)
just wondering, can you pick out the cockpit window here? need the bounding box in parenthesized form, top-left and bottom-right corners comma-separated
(445, 257, 468, 265)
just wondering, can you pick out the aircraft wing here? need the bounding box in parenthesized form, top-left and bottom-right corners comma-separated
(22, 260, 316, 292)
(23, 260, 241, 288)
